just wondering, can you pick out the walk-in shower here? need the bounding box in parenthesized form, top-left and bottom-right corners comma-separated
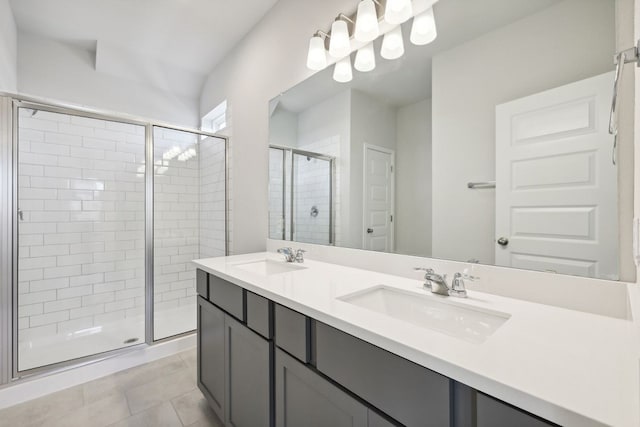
(0, 95, 227, 378)
(269, 146, 334, 245)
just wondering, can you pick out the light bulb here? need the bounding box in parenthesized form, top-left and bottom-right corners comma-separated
(333, 56, 353, 83)
(384, 0, 412, 25)
(306, 35, 327, 70)
(354, 0, 379, 42)
(380, 26, 405, 60)
(329, 19, 350, 58)
(410, 8, 437, 45)
(354, 43, 376, 72)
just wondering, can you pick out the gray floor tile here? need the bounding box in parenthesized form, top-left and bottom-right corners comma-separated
(0, 385, 84, 427)
(42, 394, 130, 427)
(107, 402, 183, 427)
(0, 350, 201, 427)
(125, 368, 197, 414)
(171, 388, 218, 426)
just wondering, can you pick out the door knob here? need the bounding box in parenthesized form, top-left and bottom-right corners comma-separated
(366, 228, 374, 234)
(497, 237, 509, 246)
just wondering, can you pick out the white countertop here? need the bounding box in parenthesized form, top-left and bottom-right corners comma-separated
(193, 252, 640, 427)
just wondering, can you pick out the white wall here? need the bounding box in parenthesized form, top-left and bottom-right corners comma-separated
(431, 0, 615, 265)
(18, 32, 199, 127)
(349, 90, 397, 250)
(200, 0, 352, 254)
(396, 99, 432, 257)
(0, 0, 17, 92)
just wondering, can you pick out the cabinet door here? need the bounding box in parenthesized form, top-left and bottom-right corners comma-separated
(275, 348, 367, 427)
(368, 410, 399, 427)
(197, 296, 225, 422)
(225, 315, 272, 427)
(477, 394, 556, 427)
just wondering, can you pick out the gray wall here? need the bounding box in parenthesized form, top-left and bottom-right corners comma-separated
(396, 99, 432, 257)
(199, 0, 351, 254)
(17, 32, 199, 126)
(0, 0, 17, 92)
(431, 0, 616, 265)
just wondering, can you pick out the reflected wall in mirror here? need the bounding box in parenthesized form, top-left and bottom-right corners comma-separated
(269, 0, 633, 281)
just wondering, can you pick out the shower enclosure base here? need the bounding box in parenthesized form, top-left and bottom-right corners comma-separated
(18, 305, 195, 372)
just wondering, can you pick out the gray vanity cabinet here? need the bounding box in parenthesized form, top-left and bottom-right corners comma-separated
(315, 322, 450, 427)
(197, 293, 272, 427)
(275, 348, 368, 427)
(197, 295, 226, 422)
(225, 315, 271, 427)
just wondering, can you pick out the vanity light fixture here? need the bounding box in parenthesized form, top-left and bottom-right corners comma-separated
(381, 26, 405, 60)
(354, 0, 380, 42)
(306, 31, 329, 70)
(306, 0, 440, 81)
(384, 0, 413, 25)
(354, 42, 376, 72)
(333, 56, 353, 82)
(410, 7, 437, 45)
(329, 16, 352, 58)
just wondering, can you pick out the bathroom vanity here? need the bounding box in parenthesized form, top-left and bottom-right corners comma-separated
(193, 253, 640, 427)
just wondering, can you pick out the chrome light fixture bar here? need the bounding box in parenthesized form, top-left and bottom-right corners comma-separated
(306, 0, 440, 82)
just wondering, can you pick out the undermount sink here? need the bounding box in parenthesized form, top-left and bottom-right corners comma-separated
(231, 259, 307, 276)
(339, 286, 510, 344)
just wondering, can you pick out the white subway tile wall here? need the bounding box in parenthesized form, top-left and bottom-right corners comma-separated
(17, 110, 227, 368)
(17, 109, 146, 358)
(293, 153, 331, 245)
(268, 148, 285, 239)
(153, 128, 225, 340)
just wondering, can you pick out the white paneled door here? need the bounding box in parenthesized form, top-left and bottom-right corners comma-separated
(363, 145, 394, 252)
(495, 72, 618, 279)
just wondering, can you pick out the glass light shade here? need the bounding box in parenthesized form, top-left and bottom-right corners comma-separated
(380, 26, 405, 60)
(329, 20, 350, 58)
(354, 43, 376, 72)
(354, 0, 379, 42)
(333, 56, 353, 83)
(384, 0, 413, 25)
(306, 36, 327, 70)
(410, 8, 437, 45)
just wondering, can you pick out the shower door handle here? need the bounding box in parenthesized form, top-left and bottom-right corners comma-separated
(366, 228, 374, 234)
(18, 209, 23, 221)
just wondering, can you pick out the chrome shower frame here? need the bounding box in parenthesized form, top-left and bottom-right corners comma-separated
(0, 92, 229, 384)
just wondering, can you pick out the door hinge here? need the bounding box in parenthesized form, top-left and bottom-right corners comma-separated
(390, 215, 393, 222)
(390, 165, 393, 173)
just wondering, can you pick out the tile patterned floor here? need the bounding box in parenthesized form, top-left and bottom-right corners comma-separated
(0, 349, 224, 427)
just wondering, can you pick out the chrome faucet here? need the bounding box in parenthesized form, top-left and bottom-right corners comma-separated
(277, 247, 306, 263)
(277, 247, 295, 262)
(294, 249, 306, 263)
(414, 268, 476, 298)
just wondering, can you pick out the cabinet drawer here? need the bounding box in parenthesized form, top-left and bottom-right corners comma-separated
(209, 274, 244, 321)
(196, 269, 209, 299)
(247, 291, 273, 339)
(315, 322, 450, 427)
(275, 348, 367, 427)
(477, 394, 556, 427)
(274, 304, 311, 363)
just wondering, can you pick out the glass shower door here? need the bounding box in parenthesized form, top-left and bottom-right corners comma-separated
(16, 106, 146, 371)
(152, 127, 226, 340)
(291, 152, 332, 245)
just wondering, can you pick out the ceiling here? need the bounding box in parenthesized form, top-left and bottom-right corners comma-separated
(9, 0, 279, 97)
(277, 0, 561, 113)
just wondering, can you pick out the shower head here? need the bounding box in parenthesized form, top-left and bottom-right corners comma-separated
(30, 109, 38, 117)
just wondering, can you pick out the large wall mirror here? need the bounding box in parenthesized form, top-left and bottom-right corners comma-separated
(269, 0, 635, 282)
